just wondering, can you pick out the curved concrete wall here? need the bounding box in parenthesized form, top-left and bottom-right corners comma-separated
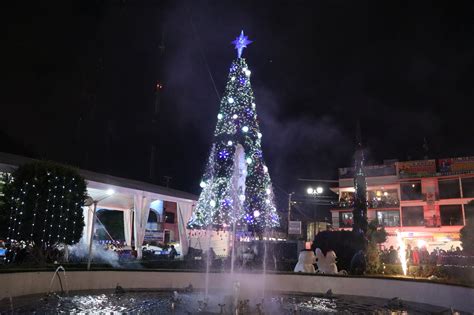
(2, 271, 473, 312)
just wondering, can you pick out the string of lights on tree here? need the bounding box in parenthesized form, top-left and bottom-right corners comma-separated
(4, 162, 86, 251)
(187, 31, 280, 231)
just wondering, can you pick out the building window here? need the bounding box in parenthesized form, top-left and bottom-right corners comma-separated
(339, 212, 353, 227)
(147, 211, 162, 230)
(438, 178, 460, 199)
(400, 181, 422, 200)
(338, 192, 354, 208)
(462, 177, 474, 198)
(401, 206, 424, 226)
(439, 205, 463, 226)
(376, 210, 400, 227)
(164, 211, 175, 224)
(368, 189, 400, 208)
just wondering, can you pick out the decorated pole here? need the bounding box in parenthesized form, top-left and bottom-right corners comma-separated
(352, 121, 368, 234)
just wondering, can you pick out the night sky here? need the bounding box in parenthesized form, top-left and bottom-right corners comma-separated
(2, 1, 474, 216)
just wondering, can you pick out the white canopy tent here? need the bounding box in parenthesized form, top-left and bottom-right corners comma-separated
(83, 171, 197, 260)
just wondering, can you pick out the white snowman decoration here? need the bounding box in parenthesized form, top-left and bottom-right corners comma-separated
(315, 248, 347, 275)
(294, 250, 316, 273)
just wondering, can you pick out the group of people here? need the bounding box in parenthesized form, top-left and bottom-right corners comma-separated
(98, 240, 127, 253)
(380, 244, 465, 266)
(0, 237, 184, 265)
(0, 239, 64, 264)
(98, 240, 180, 260)
(141, 243, 179, 260)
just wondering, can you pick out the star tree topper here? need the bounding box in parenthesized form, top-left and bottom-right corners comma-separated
(232, 30, 252, 58)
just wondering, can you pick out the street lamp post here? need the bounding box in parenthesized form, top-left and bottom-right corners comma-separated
(288, 192, 294, 234)
(288, 192, 293, 223)
(86, 200, 98, 271)
(306, 186, 324, 225)
(86, 189, 115, 271)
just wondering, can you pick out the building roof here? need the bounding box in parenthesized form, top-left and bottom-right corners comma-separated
(338, 156, 474, 180)
(0, 151, 198, 203)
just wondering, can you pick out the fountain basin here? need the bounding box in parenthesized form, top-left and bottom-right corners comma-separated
(1, 270, 473, 312)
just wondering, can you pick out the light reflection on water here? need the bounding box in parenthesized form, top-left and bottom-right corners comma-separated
(295, 296, 338, 312)
(69, 294, 128, 313)
(1, 290, 449, 314)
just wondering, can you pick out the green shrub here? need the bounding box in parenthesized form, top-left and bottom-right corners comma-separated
(366, 242, 381, 274)
(0, 161, 87, 246)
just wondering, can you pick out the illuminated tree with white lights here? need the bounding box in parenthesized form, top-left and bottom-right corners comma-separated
(187, 31, 279, 232)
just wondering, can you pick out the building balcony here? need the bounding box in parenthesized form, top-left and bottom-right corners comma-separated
(422, 192, 439, 202)
(368, 200, 400, 209)
(333, 201, 354, 210)
(331, 200, 400, 211)
(424, 216, 441, 228)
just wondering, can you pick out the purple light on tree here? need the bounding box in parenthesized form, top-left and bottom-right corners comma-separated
(218, 149, 230, 159)
(232, 30, 252, 58)
(243, 213, 253, 223)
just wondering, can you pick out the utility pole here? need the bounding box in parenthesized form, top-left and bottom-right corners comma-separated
(148, 29, 165, 183)
(86, 190, 115, 271)
(288, 192, 294, 232)
(87, 201, 98, 271)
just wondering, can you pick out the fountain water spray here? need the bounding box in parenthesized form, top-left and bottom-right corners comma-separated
(49, 265, 68, 295)
(261, 227, 269, 300)
(233, 281, 241, 308)
(9, 296, 13, 312)
(204, 225, 212, 299)
(68, 209, 120, 267)
(396, 230, 407, 276)
(231, 144, 246, 276)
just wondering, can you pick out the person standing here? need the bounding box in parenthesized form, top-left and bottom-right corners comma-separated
(169, 245, 178, 260)
(412, 247, 420, 265)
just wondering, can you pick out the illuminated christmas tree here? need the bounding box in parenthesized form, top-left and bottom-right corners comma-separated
(187, 31, 279, 232)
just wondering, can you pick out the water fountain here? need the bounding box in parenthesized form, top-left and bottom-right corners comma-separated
(396, 230, 408, 276)
(67, 210, 120, 267)
(48, 265, 68, 295)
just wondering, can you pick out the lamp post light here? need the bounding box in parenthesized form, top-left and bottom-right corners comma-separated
(306, 187, 324, 224)
(307, 186, 323, 196)
(86, 188, 115, 271)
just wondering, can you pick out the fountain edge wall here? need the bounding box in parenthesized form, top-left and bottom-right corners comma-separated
(1, 271, 473, 312)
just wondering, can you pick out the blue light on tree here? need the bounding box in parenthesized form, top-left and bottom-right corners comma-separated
(218, 149, 230, 159)
(243, 213, 253, 224)
(222, 198, 233, 206)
